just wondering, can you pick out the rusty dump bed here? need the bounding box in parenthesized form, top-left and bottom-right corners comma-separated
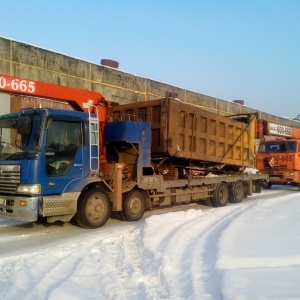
(110, 96, 256, 170)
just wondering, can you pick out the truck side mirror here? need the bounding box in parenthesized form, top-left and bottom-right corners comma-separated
(17, 115, 31, 136)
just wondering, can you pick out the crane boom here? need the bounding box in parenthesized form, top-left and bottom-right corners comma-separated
(0, 73, 109, 114)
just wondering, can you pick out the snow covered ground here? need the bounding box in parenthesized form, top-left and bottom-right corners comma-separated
(1, 187, 300, 299)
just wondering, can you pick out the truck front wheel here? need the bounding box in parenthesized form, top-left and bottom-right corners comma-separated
(76, 188, 111, 229)
(211, 182, 229, 207)
(120, 189, 145, 221)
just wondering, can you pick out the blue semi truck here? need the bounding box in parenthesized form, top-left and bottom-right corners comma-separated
(0, 74, 268, 228)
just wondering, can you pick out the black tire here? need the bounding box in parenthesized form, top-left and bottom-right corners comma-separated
(205, 197, 213, 207)
(262, 182, 272, 189)
(118, 211, 128, 221)
(254, 181, 262, 193)
(120, 189, 145, 221)
(76, 188, 111, 229)
(229, 180, 245, 203)
(211, 182, 229, 207)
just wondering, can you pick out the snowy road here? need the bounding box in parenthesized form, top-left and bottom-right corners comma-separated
(0, 186, 299, 299)
(0, 187, 291, 256)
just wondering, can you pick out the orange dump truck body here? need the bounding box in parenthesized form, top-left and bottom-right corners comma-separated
(111, 96, 256, 172)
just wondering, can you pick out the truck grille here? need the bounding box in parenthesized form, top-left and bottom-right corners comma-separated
(262, 164, 288, 171)
(0, 165, 21, 194)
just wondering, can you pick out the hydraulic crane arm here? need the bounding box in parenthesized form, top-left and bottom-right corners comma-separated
(0, 73, 109, 113)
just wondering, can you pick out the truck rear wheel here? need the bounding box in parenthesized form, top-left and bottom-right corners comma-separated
(229, 180, 245, 203)
(120, 189, 145, 221)
(76, 188, 111, 229)
(262, 182, 272, 189)
(211, 182, 229, 207)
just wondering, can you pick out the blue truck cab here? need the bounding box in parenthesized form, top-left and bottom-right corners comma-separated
(0, 107, 101, 224)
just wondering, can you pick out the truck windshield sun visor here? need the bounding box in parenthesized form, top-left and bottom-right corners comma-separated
(17, 115, 31, 136)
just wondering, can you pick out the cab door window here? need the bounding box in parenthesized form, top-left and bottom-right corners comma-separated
(46, 120, 82, 176)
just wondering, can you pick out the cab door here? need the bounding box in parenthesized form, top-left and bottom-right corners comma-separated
(43, 117, 84, 194)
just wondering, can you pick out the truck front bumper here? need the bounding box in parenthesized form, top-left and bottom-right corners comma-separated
(269, 172, 300, 184)
(0, 195, 39, 222)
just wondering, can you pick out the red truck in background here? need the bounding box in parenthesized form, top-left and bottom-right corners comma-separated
(256, 120, 300, 189)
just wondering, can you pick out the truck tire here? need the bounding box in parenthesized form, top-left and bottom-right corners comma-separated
(254, 180, 262, 193)
(211, 182, 229, 207)
(76, 188, 111, 229)
(262, 182, 272, 189)
(120, 189, 145, 221)
(229, 180, 245, 203)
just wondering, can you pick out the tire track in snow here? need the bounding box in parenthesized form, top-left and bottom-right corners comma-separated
(103, 228, 170, 299)
(194, 202, 260, 299)
(4, 244, 126, 300)
(4, 251, 77, 300)
(145, 203, 259, 299)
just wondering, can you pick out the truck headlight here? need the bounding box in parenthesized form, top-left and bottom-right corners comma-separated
(289, 172, 299, 177)
(17, 184, 41, 194)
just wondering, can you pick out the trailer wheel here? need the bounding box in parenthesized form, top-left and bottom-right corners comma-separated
(120, 189, 145, 221)
(254, 180, 262, 193)
(76, 188, 111, 229)
(262, 182, 272, 189)
(229, 180, 245, 203)
(211, 182, 229, 207)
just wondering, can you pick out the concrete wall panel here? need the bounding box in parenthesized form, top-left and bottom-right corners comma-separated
(0, 38, 10, 60)
(0, 36, 299, 128)
(0, 61, 10, 75)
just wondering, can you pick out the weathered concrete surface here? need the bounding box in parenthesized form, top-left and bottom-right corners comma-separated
(0, 36, 299, 128)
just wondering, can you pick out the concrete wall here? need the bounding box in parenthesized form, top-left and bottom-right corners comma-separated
(0, 36, 299, 128)
(0, 93, 10, 114)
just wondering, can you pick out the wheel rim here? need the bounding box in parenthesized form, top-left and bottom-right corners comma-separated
(123, 190, 145, 221)
(128, 196, 142, 216)
(86, 193, 107, 221)
(219, 187, 227, 201)
(235, 184, 243, 198)
(230, 180, 244, 203)
(215, 183, 229, 206)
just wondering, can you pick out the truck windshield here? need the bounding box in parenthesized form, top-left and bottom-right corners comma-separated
(258, 141, 297, 154)
(0, 113, 42, 159)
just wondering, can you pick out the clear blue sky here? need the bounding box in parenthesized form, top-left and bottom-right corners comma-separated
(1, 0, 299, 118)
